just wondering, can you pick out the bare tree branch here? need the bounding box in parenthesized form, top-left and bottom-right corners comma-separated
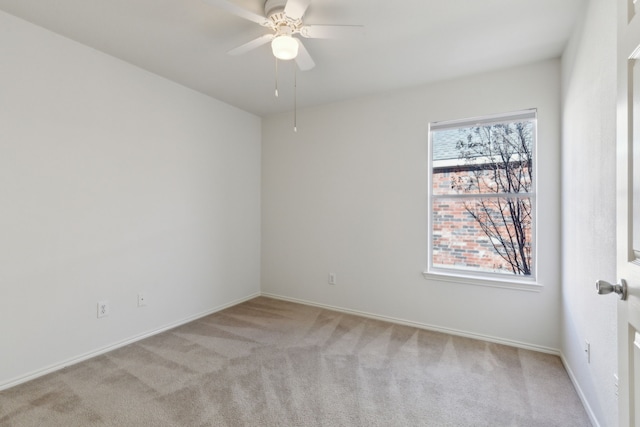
(452, 122, 533, 275)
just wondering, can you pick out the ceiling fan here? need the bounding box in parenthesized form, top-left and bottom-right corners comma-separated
(204, 0, 362, 71)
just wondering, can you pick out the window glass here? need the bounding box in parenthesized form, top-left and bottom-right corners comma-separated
(429, 110, 536, 280)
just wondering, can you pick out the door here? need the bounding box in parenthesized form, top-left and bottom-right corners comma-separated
(617, 0, 640, 425)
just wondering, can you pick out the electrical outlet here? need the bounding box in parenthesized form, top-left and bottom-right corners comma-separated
(584, 340, 591, 363)
(97, 300, 110, 318)
(328, 273, 336, 285)
(137, 293, 146, 307)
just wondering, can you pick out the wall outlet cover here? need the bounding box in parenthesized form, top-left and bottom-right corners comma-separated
(328, 273, 336, 285)
(97, 300, 110, 318)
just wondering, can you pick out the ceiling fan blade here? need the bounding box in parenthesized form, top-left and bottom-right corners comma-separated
(284, 0, 312, 20)
(203, 0, 269, 26)
(228, 33, 274, 55)
(301, 25, 364, 39)
(295, 39, 315, 71)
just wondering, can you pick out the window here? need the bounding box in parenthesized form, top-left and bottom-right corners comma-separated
(427, 110, 536, 284)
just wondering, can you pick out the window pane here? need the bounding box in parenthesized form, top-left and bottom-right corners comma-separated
(428, 110, 536, 281)
(432, 197, 533, 276)
(432, 122, 533, 196)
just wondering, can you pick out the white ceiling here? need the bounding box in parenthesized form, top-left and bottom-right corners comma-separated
(0, 0, 584, 117)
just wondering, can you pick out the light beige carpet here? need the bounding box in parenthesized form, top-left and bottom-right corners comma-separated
(1, 297, 591, 426)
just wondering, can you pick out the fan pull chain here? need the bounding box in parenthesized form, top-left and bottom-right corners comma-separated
(294, 65, 297, 132)
(275, 58, 279, 97)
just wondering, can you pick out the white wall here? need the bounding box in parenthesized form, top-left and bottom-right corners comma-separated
(262, 59, 562, 351)
(561, 0, 617, 425)
(0, 11, 261, 388)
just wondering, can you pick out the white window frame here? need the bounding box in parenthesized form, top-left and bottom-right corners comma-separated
(423, 109, 541, 291)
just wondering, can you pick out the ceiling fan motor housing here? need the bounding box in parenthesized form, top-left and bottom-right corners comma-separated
(264, 0, 303, 36)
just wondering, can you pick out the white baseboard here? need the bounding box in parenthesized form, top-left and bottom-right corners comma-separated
(0, 292, 261, 391)
(559, 353, 600, 427)
(261, 292, 560, 355)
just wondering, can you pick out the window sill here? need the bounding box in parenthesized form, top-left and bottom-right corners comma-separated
(422, 271, 543, 292)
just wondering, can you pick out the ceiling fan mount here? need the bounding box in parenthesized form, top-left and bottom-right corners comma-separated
(264, 0, 291, 20)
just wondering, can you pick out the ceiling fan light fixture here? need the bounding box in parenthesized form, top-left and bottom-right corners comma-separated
(271, 35, 299, 60)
